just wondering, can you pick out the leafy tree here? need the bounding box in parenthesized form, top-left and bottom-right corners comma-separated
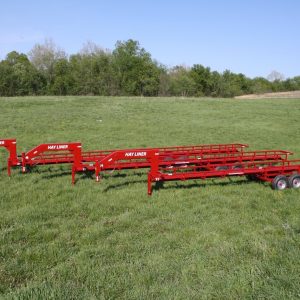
(50, 58, 74, 95)
(69, 50, 115, 95)
(0, 38, 300, 98)
(285, 76, 300, 90)
(112, 39, 160, 96)
(209, 71, 222, 97)
(217, 71, 252, 97)
(28, 39, 66, 92)
(0, 51, 45, 96)
(168, 66, 197, 97)
(158, 67, 171, 96)
(0, 60, 14, 96)
(190, 64, 212, 96)
(250, 77, 272, 94)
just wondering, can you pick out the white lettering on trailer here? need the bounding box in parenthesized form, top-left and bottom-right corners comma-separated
(47, 145, 69, 150)
(125, 152, 147, 157)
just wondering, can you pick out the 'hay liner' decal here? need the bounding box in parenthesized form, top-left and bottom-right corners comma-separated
(47, 145, 69, 150)
(125, 151, 147, 157)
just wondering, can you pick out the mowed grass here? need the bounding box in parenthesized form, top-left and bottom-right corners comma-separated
(0, 96, 300, 299)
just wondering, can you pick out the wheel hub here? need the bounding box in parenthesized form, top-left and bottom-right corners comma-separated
(292, 178, 300, 188)
(278, 180, 287, 190)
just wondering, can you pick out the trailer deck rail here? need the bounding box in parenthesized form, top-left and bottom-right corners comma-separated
(1, 138, 300, 193)
(72, 148, 292, 183)
(147, 150, 300, 195)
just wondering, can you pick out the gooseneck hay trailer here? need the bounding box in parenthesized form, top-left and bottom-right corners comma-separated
(1, 138, 300, 195)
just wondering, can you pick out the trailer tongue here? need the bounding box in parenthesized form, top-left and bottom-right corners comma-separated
(0, 139, 20, 176)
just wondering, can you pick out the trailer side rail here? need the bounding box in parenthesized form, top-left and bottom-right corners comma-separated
(148, 151, 300, 195)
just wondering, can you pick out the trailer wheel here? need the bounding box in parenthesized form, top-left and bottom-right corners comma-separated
(272, 175, 288, 190)
(246, 174, 257, 181)
(232, 164, 243, 170)
(288, 174, 300, 189)
(215, 166, 229, 171)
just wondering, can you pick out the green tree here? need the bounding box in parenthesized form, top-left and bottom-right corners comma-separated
(0, 51, 45, 96)
(218, 70, 251, 97)
(69, 50, 115, 95)
(28, 39, 66, 93)
(112, 39, 160, 96)
(51, 58, 74, 95)
(190, 64, 212, 96)
(0, 60, 14, 96)
(250, 77, 272, 94)
(168, 66, 197, 97)
(287, 76, 300, 90)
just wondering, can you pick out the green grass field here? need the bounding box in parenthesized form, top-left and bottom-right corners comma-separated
(1, 96, 300, 299)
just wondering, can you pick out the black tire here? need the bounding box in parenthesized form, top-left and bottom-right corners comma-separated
(215, 166, 229, 171)
(232, 164, 243, 170)
(246, 174, 258, 181)
(288, 174, 300, 189)
(272, 175, 288, 190)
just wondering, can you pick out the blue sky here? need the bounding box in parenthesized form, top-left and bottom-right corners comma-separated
(0, 0, 299, 78)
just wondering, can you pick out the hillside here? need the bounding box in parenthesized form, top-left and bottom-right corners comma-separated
(235, 90, 300, 99)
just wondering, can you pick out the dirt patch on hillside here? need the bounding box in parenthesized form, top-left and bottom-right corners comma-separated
(235, 90, 300, 99)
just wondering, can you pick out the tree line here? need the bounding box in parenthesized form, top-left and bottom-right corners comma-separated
(0, 39, 299, 97)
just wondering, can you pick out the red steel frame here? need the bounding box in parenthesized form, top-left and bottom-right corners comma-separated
(21, 142, 82, 172)
(71, 143, 249, 183)
(2, 138, 300, 194)
(0, 138, 249, 180)
(72, 147, 291, 184)
(0, 139, 20, 176)
(147, 150, 300, 195)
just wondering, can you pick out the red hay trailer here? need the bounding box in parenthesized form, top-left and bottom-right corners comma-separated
(71, 143, 248, 183)
(0, 139, 248, 182)
(147, 150, 300, 195)
(1, 138, 300, 194)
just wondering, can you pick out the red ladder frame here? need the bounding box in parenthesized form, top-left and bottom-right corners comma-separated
(147, 150, 300, 195)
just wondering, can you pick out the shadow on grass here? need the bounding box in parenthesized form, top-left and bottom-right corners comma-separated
(152, 178, 265, 192)
(103, 177, 267, 193)
(41, 169, 146, 182)
(101, 170, 146, 179)
(102, 179, 147, 192)
(4, 165, 268, 193)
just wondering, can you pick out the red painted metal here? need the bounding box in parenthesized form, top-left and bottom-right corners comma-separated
(72, 148, 291, 184)
(147, 150, 300, 195)
(21, 142, 82, 172)
(1, 139, 248, 181)
(71, 143, 249, 183)
(0, 139, 20, 176)
(2, 138, 300, 194)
